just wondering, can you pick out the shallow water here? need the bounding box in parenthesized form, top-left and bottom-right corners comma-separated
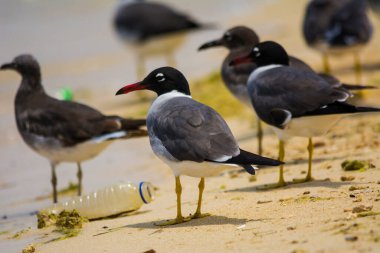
(0, 1, 273, 252)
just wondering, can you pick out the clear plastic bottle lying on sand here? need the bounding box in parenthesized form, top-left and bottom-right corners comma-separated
(41, 182, 154, 220)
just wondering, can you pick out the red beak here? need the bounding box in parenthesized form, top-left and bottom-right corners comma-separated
(115, 82, 148, 95)
(229, 54, 252, 66)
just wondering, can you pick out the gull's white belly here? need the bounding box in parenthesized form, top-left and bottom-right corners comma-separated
(22, 132, 124, 163)
(272, 114, 347, 140)
(164, 159, 239, 178)
(36, 141, 112, 163)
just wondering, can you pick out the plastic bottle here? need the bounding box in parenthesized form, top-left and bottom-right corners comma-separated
(41, 182, 154, 220)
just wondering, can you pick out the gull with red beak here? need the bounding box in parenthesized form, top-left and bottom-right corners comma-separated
(230, 41, 380, 188)
(116, 67, 283, 226)
(198, 26, 374, 157)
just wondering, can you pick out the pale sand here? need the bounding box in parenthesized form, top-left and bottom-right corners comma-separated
(28, 114, 380, 253)
(2, 0, 380, 252)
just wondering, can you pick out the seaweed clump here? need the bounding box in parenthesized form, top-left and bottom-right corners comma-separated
(341, 160, 370, 171)
(54, 210, 87, 237)
(37, 210, 87, 240)
(37, 211, 58, 229)
(22, 244, 35, 253)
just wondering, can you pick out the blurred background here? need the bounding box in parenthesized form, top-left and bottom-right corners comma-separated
(0, 0, 379, 251)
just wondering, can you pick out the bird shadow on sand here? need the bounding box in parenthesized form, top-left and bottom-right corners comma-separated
(227, 179, 356, 193)
(125, 215, 248, 230)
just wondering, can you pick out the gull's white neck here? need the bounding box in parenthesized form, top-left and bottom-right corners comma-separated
(248, 64, 282, 84)
(149, 90, 192, 114)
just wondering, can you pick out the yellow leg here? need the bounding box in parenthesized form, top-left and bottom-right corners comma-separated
(51, 163, 58, 203)
(293, 137, 314, 183)
(257, 140, 287, 190)
(77, 163, 82, 196)
(278, 140, 286, 186)
(322, 53, 331, 74)
(353, 52, 364, 97)
(354, 52, 362, 84)
(189, 178, 210, 219)
(257, 119, 263, 156)
(155, 176, 191, 226)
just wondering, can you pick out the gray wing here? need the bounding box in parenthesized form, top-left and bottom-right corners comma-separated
(249, 67, 349, 127)
(151, 97, 239, 162)
(114, 2, 201, 42)
(16, 97, 134, 147)
(289, 56, 314, 72)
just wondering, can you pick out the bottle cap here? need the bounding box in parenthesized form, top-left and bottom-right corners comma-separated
(139, 182, 155, 204)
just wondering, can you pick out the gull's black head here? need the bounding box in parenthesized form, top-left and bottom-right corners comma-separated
(116, 67, 191, 96)
(1, 54, 41, 77)
(198, 26, 260, 51)
(230, 41, 290, 67)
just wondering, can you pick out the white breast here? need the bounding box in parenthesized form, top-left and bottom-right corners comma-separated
(148, 90, 192, 116)
(271, 114, 348, 141)
(247, 64, 282, 85)
(164, 158, 239, 178)
(24, 132, 125, 163)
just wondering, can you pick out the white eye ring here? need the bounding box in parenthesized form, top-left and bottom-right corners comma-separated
(253, 47, 260, 57)
(155, 73, 166, 82)
(253, 47, 261, 57)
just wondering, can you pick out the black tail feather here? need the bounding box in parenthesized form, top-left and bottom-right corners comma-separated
(342, 83, 377, 90)
(241, 164, 256, 175)
(304, 102, 380, 116)
(119, 118, 146, 130)
(355, 105, 380, 113)
(224, 149, 283, 166)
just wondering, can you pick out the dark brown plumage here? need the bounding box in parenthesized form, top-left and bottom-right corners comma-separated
(1, 54, 147, 203)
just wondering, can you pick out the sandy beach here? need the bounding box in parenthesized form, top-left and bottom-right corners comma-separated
(1, 0, 380, 252)
(10, 114, 380, 253)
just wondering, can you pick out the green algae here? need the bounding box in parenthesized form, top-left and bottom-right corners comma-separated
(0, 230, 9, 236)
(37, 211, 58, 229)
(341, 160, 370, 171)
(191, 71, 250, 118)
(22, 244, 35, 253)
(357, 211, 380, 218)
(279, 196, 333, 205)
(9, 227, 31, 239)
(38, 210, 88, 243)
(58, 182, 79, 195)
(349, 185, 368, 191)
(55, 210, 87, 230)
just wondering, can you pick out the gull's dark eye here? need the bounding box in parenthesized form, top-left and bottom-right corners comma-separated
(155, 73, 166, 82)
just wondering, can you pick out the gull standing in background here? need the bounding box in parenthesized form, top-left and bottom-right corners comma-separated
(303, 0, 373, 83)
(114, 0, 208, 80)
